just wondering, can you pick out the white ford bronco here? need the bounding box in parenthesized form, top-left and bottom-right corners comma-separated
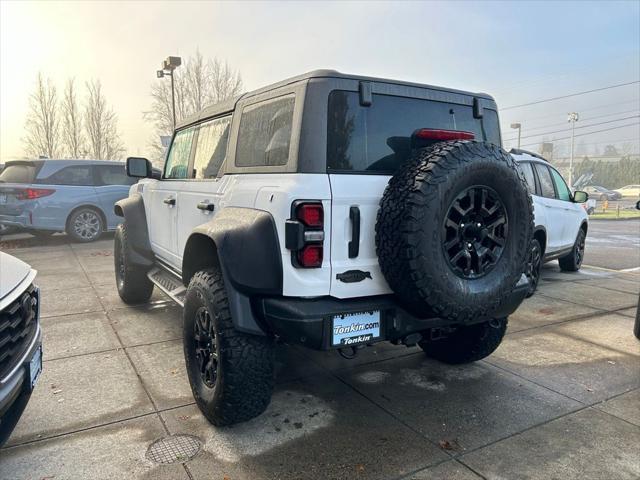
(115, 70, 533, 426)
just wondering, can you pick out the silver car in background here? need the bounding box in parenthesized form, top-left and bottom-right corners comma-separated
(0, 159, 136, 242)
(0, 252, 41, 447)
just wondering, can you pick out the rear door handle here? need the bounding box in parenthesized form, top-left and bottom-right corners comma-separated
(197, 201, 214, 212)
(163, 197, 175, 206)
(348, 206, 360, 258)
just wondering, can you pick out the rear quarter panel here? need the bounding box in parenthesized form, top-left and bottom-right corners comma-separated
(225, 174, 333, 297)
(29, 184, 100, 230)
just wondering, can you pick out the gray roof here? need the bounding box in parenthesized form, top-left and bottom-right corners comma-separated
(5, 158, 124, 165)
(176, 69, 495, 129)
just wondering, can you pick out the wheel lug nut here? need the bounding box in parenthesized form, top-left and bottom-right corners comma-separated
(461, 223, 465, 228)
(477, 223, 481, 227)
(467, 243, 472, 248)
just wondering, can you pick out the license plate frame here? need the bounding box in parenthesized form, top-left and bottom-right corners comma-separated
(28, 346, 42, 390)
(331, 311, 381, 347)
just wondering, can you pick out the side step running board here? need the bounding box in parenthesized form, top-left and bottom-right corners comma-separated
(147, 266, 186, 307)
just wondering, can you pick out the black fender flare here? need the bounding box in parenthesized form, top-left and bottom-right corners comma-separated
(182, 207, 283, 335)
(533, 225, 547, 255)
(114, 194, 154, 268)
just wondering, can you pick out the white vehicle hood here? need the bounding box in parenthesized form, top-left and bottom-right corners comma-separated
(0, 252, 32, 300)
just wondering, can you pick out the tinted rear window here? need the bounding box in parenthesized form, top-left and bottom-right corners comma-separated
(517, 161, 537, 195)
(96, 164, 136, 185)
(38, 165, 94, 186)
(0, 163, 40, 183)
(327, 91, 501, 173)
(534, 163, 556, 199)
(236, 95, 295, 168)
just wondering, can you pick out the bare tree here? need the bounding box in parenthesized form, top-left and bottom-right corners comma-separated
(209, 58, 243, 104)
(84, 80, 124, 160)
(23, 73, 60, 158)
(61, 78, 85, 158)
(620, 142, 635, 156)
(144, 51, 243, 162)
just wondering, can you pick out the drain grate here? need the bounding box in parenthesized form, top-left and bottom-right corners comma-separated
(146, 434, 202, 464)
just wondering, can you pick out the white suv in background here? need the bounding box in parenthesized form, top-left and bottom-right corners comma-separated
(511, 149, 589, 296)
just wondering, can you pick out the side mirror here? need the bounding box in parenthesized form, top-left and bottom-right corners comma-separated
(573, 191, 588, 203)
(126, 157, 152, 178)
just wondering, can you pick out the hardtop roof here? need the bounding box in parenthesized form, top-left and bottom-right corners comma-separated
(176, 69, 496, 129)
(5, 158, 125, 165)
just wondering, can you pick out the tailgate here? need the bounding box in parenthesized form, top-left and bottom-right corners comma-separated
(328, 174, 393, 298)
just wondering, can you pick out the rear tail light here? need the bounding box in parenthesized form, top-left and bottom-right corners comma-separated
(297, 244, 323, 268)
(15, 188, 56, 200)
(286, 201, 324, 268)
(296, 203, 323, 227)
(413, 129, 475, 141)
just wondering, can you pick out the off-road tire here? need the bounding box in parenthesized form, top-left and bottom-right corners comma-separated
(114, 223, 154, 304)
(419, 318, 508, 364)
(525, 238, 542, 298)
(558, 228, 586, 272)
(183, 268, 275, 426)
(376, 141, 534, 321)
(66, 207, 103, 243)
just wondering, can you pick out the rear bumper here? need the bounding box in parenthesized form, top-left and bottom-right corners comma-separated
(255, 275, 529, 351)
(0, 213, 29, 229)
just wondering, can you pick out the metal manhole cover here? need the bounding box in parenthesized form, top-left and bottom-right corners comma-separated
(146, 434, 202, 464)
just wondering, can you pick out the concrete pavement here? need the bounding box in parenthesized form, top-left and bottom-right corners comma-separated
(0, 237, 638, 480)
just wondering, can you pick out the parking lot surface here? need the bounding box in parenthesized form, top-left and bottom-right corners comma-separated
(0, 231, 638, 480)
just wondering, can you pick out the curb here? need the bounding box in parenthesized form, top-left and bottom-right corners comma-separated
(588, 216, 640, 222)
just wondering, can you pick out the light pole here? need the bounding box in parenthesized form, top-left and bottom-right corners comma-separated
(510, 122, 522, 148)
(157, 56, 182, 130)
(567, 112, 579, 188)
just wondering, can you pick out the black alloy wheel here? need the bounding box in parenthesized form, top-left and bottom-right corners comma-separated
(115, 242, 126, 291)
(574, 230, 586, 267)
(525, 238, 542, 297)
(443, 186, 508, 279)
(193, 305, 218, 389)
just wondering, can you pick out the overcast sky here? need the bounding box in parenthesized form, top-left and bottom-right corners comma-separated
(1, 0, 639, 162)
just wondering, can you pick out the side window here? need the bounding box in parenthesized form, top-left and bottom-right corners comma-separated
(518, 162, 537, 195)
(533, 163, 556, 199)
(550, 168, 572, 201)
(236, 95, 295, 167)
(96, 165, 136, 186)
(40, 165, 94, 186)
(164, 127, 196, 179)
(193, 116, 231, 179)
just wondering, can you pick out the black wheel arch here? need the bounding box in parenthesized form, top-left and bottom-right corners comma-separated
(580, 221, 588, 234)
(113, 194, 154, 267)
(533, 226, 547, 256)
(182, 207, 283, 336)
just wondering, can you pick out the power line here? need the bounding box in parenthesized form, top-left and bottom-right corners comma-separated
(503, 115, 640, 142)
(500, 81, 640, 110)
(501, 108, 640, 135)
(504, 137, 639, 149)
(518, 122, 640, 148)
(501, 98, 640, 123)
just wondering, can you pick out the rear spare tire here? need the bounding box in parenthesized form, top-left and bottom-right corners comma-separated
(376, 141, 533, 321)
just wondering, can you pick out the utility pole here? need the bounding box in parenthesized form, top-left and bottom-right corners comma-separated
(510, 123, 522, 148)
(156, 56, 182, 130)
(567, 112, 579, 188)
